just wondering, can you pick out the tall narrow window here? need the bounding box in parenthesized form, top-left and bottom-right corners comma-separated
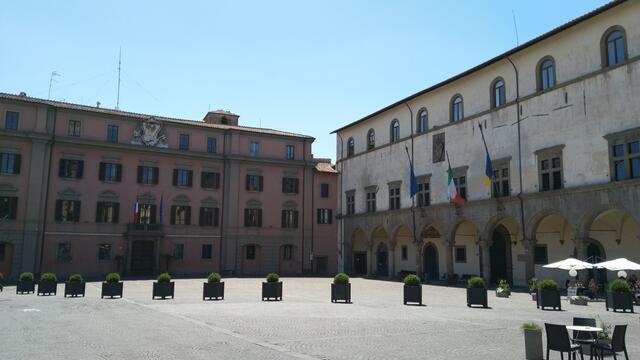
(137, 166, 159, 185)
(390, 120, 400, 143)
(538, 58, 556, 91)
(286, 145, 295, 160)
(0, 196, 18, 220)
(98, 244, 112, 261)
(347, 137, 355, 156)
(418, 109, 428, 133)
(451, 95, 463, 122)
(453, 176, 467, 200)
(246, 174, 264, 192)
(179, 134, 190, 150)
(320, 183, 329, 198)
(492, 78, 505, 108)
(492, 164, 510, 198)
(610, 138, 640, 181)
(246, 245, 256, 259)
(388, 184, 400, 210)
(366, 190, 376, 213)
(244, 208, 262, 227)
(538, 153, 563, 191)
(99, 162, 122, 182)
(346, 192, 355, 215)
(107, 125, 119, 143)
(172, 244, 184, 260)
(199, 207, 219, 226)
(59, 159, 84, 179)
(367, 129, 375, 150)
(170, 205, 191, 225)
(68, 120, 81, 136)
(96, 202, 119, 223)
(57, 243, 72, 263)
(417, 178, 430, 207)
(605, 29, 626, 67)
(283, 245, 294, 260)
(173, 169, 193, 187)
(281, 209, 299, 228)
(5, 111, 19, 130)
(201, 172, 220, 189)
(201, 244, 212, 259)
(0, 153, 21, 174)
(137, 204, 157, 224)
(282, 177, 299, 194)
(317, 208, 332, 224)
(250, 142, 259, 156)
(207, 137, 217, 153)
(55, 200, 81, 222)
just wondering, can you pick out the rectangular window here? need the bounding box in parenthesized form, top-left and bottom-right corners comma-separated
(286, 145, 295, 160)
(320, 183, 329, 198)
(0, 196, 18, 220)
(492, 165, 510, 198)
(453, 176, 467, 200)
(317, 208, 332, 224)
(68, 120, 81, 136)
(138, 166, 159, 185)
(201, 172, 220, 189)
(95, 202, 119, 223)
(99, 162, 122, 182)
(417, 180, 430, 207)
(98, 244, 112, 261)
(0, 153, 21, 174)
(179, 134, 190, 150)
(0, 243, 4, 261)
(207, 137, 217, 153)
(366, 191, 376, 213)
(5, 111, 19, 130)
(170, 205, 191, 225)
(346, 193, 355, 215)
(172, 244, 184, 260)
(201, 244, 212, 259)
(455, 246, 467, 263)
(539, 155, 563, 191)
(107, 125, 119, 143)
(59, 159, 84, 179)
(57, 243, 72, 263)
(173, 169, 193, 187)
(401, 245, 408, 260)
(244, 208, 262, 227)
(388, 185, 400, 210)
(250, 142, 259, 156)
(199, 207, 219, 227)
(534, 245, 548, 265)
(282, 177, 299, 194)
(246, 174, 263, 192)
(55, 200, 81, 222)
(137, 204, 157, 224)
(246, 245, 256, 260)
(281, 209, 299, 228)
(611, 139, 640, 181)
(283, 245, 293, 260)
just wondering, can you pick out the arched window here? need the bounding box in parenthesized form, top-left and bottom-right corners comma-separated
(451, 95, 463, 122)
(417, 109, 428, 133)
(390, 120, 400, 143)
(492, 78, 506, 108)
(347, 137, 355, 156)
(538, 57, 556, 91)
(367, 129, 375, 150)
(602, 27, 627, 67)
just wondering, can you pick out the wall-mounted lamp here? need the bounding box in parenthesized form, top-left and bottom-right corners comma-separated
(559, 239, 565, 245)
(615, 238, 621, 245)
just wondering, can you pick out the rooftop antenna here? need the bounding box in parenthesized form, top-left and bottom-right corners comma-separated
(116, 47, 122, 109)
(47, 71, 61, 100)
(512, 10, 520, 46)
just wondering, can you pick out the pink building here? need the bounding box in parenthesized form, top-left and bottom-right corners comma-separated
(0, 92, 337, 279)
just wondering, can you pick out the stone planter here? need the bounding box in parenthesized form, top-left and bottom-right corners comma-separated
(203, 282, 225, 300)
(331, 283, 351, 303)
(536, 289, 561, 310)
(37, 281, 57, 296)
(496, 290, 511, 298)
(101, 282, 123, 298)
(16, 280, 35, 294)
(569, 296, 588, 306)
(605, 291, 634, 313)
(403, 285, 422, 305)
(466, 287, 488, 308)
(152, 281, 175, 299)
(523, 329, 543, 360)
(262, 281, 282, 301)
(64, 281, 86, 297)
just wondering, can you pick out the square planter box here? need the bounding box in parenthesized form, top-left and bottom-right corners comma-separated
(331, 283, 351, 303)
(64, 281, 86, 297)
(262, 281, 282, 301)
(403, 285, 422, 305)
(16, 280, 35, 294)
(203, 282, 225, 300)
(101, 282, 124, 299)
(605, 291, 634, 313)
(466, 287, 487, 308)
(523, 329, 543, 360)
(152, 281, 175, 299)
(569, 297, 588, 306)
(536, 289, 561, 310)
(37, 281, 57, 296)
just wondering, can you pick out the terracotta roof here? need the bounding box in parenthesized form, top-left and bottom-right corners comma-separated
(331, 0, 626, 134)
(314, 161, 337, 173)
(0, 92, 313, 140)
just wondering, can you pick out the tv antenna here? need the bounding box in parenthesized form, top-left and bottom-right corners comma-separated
(512, 10, 520, 46)
(48, 71, 61, 100)
(116, 48, 122, 109)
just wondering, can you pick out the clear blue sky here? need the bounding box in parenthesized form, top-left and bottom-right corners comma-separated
(1, 0, 607, 161)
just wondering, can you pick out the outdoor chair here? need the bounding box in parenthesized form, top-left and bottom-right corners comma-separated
(572, 317, 597, 360)
(545, 323, 584, 360)
(594, 325, 628, 360)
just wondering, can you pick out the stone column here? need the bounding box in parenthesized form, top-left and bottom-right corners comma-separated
(368, 242, 374, 276)
(480, 238, 491, 284)
(522, 238, 536, 284)
(415, 240, 423, 278)
(573, 235, 589, 283)
(445, 239, 454, 283)
(388, 241, 396, 279)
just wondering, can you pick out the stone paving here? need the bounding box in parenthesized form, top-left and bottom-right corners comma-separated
(0, 277, 638, 359)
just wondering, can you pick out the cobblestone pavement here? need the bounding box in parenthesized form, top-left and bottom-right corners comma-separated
(0, 277, 638, 359)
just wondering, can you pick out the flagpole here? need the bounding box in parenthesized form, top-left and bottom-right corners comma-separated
(478, 123, 490, 155)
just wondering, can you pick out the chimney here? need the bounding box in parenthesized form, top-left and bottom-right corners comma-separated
(203, 109, 239, 126)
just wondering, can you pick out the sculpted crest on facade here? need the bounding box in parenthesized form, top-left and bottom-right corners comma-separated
(131, 117, 168, 148)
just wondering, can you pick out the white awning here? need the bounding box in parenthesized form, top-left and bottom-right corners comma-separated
(593, 258, 640, 271)
(543, 258, 593, 270)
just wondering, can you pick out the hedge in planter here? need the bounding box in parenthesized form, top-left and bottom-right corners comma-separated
(203, 272, 224, 301)
(331, 273, 351, 303)
(102, 273, 124, 299)
(152, 272, 175, 299)
(38, 273, 58, 296)
(466, 277, 488, 308)
(403, 274, 422, 305)
(605, 279, 634, 313)
(536, 279, 561, 310)
(17, 272, 35, 294)
(64, 274, 86, 297)
(496, 279, 511, 298)
(521, 322, 543, 360)
(262, 272, 282, 301)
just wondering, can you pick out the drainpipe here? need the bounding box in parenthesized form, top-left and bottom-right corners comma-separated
(38, 106, 57, 275)
(336, 133, 345, 273)
(218, 129, 228, 274)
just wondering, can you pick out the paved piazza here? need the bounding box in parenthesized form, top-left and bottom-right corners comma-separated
(0, 277, 638, 359)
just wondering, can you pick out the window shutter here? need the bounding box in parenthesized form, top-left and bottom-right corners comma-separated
(151, 167, 158, 184)
(116, 164, 122, 182)
(282, 178, 286, 193)
(73, 201, 81, 222)
(199, 207, 204, 226)
(187, 171, 193, 187)
(244, 209, 249, 226)
(113, 203, 120, 223)
(172, 169, 178, 186)
(281, 210, 286, 228)
(96, 202, 102, 222)
(185, 206, 191, 225)
(99, 163, 105, 181)
(294, 179, 299, 193)
(293, 210, 299, 228)
(214, 208, 219, 226)
(328, 209, 332, 224)
(77, 161, 84, 179)
(137, 166, 143, 183)
(170, 205, 176, 224)
(259, 176, 264, 191)
(13, 154, 21, 174)
(10, 197, 18, 219)
(201, 172, 206, 189)
(150, 205, 157, 223)
(214, 173, 220, 189)
(55, 200, 62, 221)
(317, 209, 321, 224)
(257, 209, 262, 227)
(59, 159, 65, 177)
(245, 175, 250, 190)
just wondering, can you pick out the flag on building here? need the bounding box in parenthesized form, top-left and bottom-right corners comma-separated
(133, 200, 140, 223)
(159, 194, 164, 224)
(446, 153, 465, 205)
(405, 147, 418, 197)
(478, 123, 493, 188)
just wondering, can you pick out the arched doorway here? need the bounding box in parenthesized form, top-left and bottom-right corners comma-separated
(376, 242, 388, 277)
(585, 240, 607, 285)
(351, 228, 368, 275)
(423, 243, 439, 281)
(490, 225, 512, 285)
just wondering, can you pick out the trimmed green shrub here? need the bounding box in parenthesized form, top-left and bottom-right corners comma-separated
(333, 273, 349, 284)
(105, 273, 120, 283)
(207, 272, 222, 283)
(20, 272, 34, 282)
(521, 322, 542, 332)
(528, 277, 538, 293)
(157, 272, 171, 283)
(609, 279, 631, 293)
(266, 272, 279, 283)
(498, 279, 510, 291)
(467, 276, 485, 288)
(40, 273, 57, 282)
(403, 274, 421, 286)
(68, 274, 84, 282)
(537, 279, 558, 290)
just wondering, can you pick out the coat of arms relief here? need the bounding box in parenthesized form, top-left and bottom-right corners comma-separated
(131, 117, 168, 148)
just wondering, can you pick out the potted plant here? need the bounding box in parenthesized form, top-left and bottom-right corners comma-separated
(466, 276, 488, 308)
(64, 273, 86, 297)
(496, 279, 511, 298)
(152, 272, 174, 299)
(17, 272, 35, 294)
(38, 272, 58, 296)
(203, 272, 224, 300)
(605, 279, 634, 313)
(262, 272, 282, 301)
(521, 322, 543, 360)
(403, 274, 422, 305)
(101, 272, 124, 299)
(331, 273, 351, 303)
(529, 277, 538, 301)
(536, 279, 561, 310)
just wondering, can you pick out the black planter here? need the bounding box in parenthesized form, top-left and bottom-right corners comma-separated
(16, 280, 35, 294)
(331, 283, 351, 303)
(64, 281, 86, 297)
(37, 281, 57, 296)
(203, 282, 225, 300)
(152, 281, 175, 299)
(101, 282, 124, 299)
(404, 285, 422, 305)
(605, 291, 634, 313)
(536, 289, 561, 310)
(262, 281, 282, 301)
(466, 287, 487, 308)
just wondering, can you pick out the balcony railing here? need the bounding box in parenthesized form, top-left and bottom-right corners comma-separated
(126, 223, 164, 234)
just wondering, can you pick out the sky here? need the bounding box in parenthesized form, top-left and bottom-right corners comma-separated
(0, 0, 608, 161)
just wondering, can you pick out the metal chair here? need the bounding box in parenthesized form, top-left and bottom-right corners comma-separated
(595, 325, 628, 360)
(572, 317, 597, 359)
(545, 323, 584, 360)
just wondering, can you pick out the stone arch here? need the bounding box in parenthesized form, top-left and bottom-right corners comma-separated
(530, 211, 576, 286)
(449, 218, 481, 244)
(483, 214, 520, 244)
(350, 227, 369, 276)
(526, 209, 574, 241)
(577, 204, 639, 237)
(584, 208, 640, 267)
(450, 219, 481, 281)
(422, 241, 440, 281)
(392, 224, 414, 277)
(371, 226, 389, 277)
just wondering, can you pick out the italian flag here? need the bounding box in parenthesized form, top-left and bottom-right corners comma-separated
(447, 165, 465, 206)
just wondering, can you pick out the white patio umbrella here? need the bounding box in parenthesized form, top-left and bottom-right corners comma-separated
(593, 258, 640, 271)
(543, 257, 593, 270)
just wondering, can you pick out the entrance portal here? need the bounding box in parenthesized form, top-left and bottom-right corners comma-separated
(130, 240, 155, 276)
(490, 225, 512, 285)
(353, 252, 367, 275)
(423, 244, 439, 281)
(376, 243, 388, 277)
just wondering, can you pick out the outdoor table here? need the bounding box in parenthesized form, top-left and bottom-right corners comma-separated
(566, 326, 603, 359)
